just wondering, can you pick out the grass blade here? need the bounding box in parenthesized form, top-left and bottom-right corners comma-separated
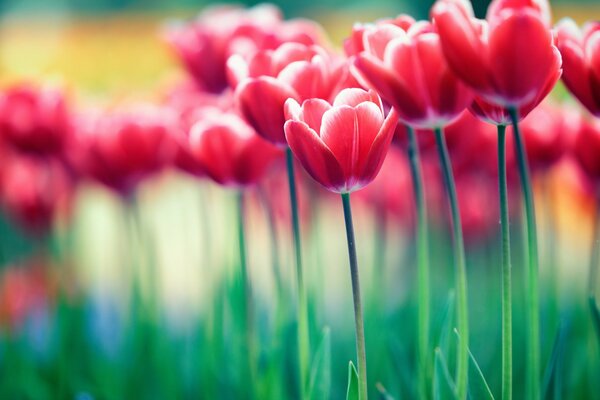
(453, 329, 494, 400)
(434, 348, 457, 400)
(308, 327, 331, 400)
(346, 361, 360, 400)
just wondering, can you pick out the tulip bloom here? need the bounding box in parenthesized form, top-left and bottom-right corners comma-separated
(432, 0, 561, 108)
(352, 19, 473, 128)
(573, 117, 600, 185)
(0, 84, 71, 157)
(74, 106, 178, 197)
(188, 108, 282, 187)
(284, 88, 398, 193)
(229, 43, 355, 146)
(165, 4, 325, 94)
(0, 155, 72, 236)
(556, 19, 600, 117)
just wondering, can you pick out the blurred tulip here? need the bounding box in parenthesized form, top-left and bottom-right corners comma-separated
(352, 19, 473, 128)
(229, 42, 355, 145)
(573, 116, 600, 186)
(165, 4, 326, 94)
(74, 105, 178, 197)
(284, 88, 398, 193)
(432, 0, 561, 109)
(0, 83, 72, 157)
(0, 154, 72, 236)
(188, 108, 282, 187)
(555, 19, 600, 117)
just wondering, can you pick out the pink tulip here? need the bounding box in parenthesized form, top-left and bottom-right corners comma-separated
(164, 4, 326, 94)
(432, 0, 561, 108)
(284, 88, 398, 193)
(229, 43, 356, 146)
(0, 83, 72, 157)
(555, 19, 600, 117)
(573, 116, 600, 186)
(352, 18, 474, 128)
(187, 108, 282, 187)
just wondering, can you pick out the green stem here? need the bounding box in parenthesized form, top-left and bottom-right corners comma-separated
(407, 125, 431, 400)
(434, 127, 468, 400)
(341, 193, 368, 400)
(236, 191, 256, 398)
(286, 148, 310, 398)
(588, 197, 600, 346)
(509, 107, 539, 400)
(498, 125, 513, 400)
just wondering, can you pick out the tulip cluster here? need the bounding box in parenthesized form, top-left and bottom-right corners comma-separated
(1, 1, 600, 399)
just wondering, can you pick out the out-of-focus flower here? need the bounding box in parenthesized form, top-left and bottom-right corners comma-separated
(188, 108, 282, 187)
(0, 83, 72, 157)
(0, 259, 56, 331)
(229, 43, 356, 146)
(73, 105, 178, 197)
(0, 154, 73, 235)
(469, 94, 551, 126)
(352, 18, 473, 128)
(555, 19, 600, 117)
(456, 173, 500, 243)
(164, 4, 326, 94)
(355, 146, 413, 223)
(284, 88, 398, 193)
(573, 116, 600, 186)
(432, 0, 561, 109)
(514, 102, 575, 172)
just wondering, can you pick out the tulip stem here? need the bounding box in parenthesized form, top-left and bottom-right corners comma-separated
(434, 127, 468, 400)
(236, 191, 256, 397)
(286, 147, 310, 398)
(497, 125, 513, 400)
(341, 192, 368, 400)
(508, 107, 539, 400)
(407, 125, 431, 400)
(588, 197, 600, 346)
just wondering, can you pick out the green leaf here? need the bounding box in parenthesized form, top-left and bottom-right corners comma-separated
(542, 321, 566, 400)
(308, 327, 331, 400)
(434, 348, 457, 400)
(452, 329, 494, 400)
(438, 291, 456, 357)
(346, 361, 360, 400)
(376, 382, 395, 400)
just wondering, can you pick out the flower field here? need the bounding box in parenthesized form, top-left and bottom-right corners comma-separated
(0, 1, 599, 399)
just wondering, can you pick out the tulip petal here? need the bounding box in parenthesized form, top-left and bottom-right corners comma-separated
(299, 98, 331, 133)
(488, 11, 558, 106)
(333, 88, 381, 108)
(236, 77, 299, 145)
(360, 108, 399, 185)
(284, 120, 345, 191)
(277, 60, 325, 101)
(355, 102, 385, 173)
(363, 24, 406, 60)
(320, 106, 358, 178)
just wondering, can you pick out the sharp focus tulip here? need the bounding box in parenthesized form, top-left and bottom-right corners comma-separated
(352, 18, 474, 129)
(229, 42, 356, 146)
(165, 4, 326, 94)
(284, 88, 399, 193)
(188, 108, 282, 187)
(0, 83, 71, 157)
(555, 19, 600, 117)
(432, 0, 561, 108)
(74, 106, 178, 196)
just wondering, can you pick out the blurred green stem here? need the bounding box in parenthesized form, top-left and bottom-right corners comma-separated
(407, 125, 431, 400)
(509, 107, 539, 400)
(497, 125, 512, 400)
(286, 148, 310, 398)
(341, 193, 368, 400)
(588, 196, 600, 346)
(434, 127, 468, 400)
(236, 191, 256, 397)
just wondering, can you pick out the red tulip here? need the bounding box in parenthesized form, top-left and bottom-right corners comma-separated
(515, 102, 574, 172)
(573, 116, 600, 186)
(0, 83, 71, 157)
(352, 19, 474, 128)
(284, 88, 399, 193)
(344, 15, 417, 57)
(188, 108, 282, 187)
(74, 105, 178, 196)
(164, 4, 326, 94)
(229, 43, 356, 146)
(555, 19, 600, 117)
(432, 0, 561, 108)
(0, 154, 73, 236)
